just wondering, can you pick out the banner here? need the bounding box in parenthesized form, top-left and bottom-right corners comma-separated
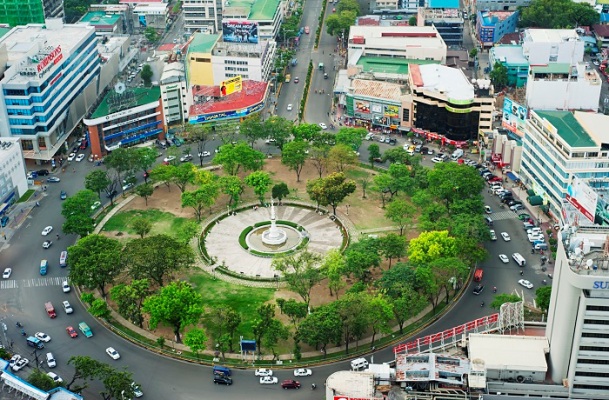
(220, 76, 243, 97)
(222, 20, 258, 44)
(384, 105, 399, 118)
(502, 98, 527, 137)
(566, 176, 598, 223)
(355, 100, 370, 114)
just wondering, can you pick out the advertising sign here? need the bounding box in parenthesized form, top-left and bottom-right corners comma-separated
(37, 45, 62, 74)
(371, 104, 382, 113)
(355, 100, 370, 114)
(222, 20, 259, 44)
(189, 101, 264, 124)
(566, 176, 598, 223)
(384, 105, 399, 118)
(220, 76, 243, 97)
(501, 97, 527, 137)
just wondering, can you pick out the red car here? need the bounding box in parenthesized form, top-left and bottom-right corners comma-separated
(488, 176, 503, 183)
(281, 380, 301, 389)
(304, 26, 310, 34)
(66, 326, 78, 338)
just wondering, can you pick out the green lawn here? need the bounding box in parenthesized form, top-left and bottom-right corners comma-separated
(103, 209, 197, 240)
(16, 189, 35, 203)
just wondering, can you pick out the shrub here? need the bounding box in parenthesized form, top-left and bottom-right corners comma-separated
(239, 226, 253, 250)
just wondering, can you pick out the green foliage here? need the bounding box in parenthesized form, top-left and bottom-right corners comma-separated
(89, 298, 111, 320)
(110, 279, 150, 328)
(307, 172, 356, 215)
(337, 0, 361, 14)
(85, 170, 112, 199)
(204, 305, 242, 353)
(490, 293, 522, 309)
(328, 143, 358, 172)
(171, 163, 196, 193)
(66, 355, 109, 392)
(272, 251, 323, 307)
(144, 27, 160, 43)
(296, 303, 342, 356)
(321, 249, 347, 298)
(469, 48, 478, 59)
(281, 299, 308, 325)
(181, 183, 220, 221)
(61, 189, 98, 236)
(536, 286, 552, 311)
(80, 292, 95, 306)
(326, 10, 357, 36)
(519, 0, 599, 28)
(131, 217, 152, 239)
(408, 230, 458, 266)
(219, 175, 244, 207)
(379, 233, 406, 267)
(408, 16, 417, 26)
(28, 368, 62, 391)
(345, 237, 381, 281)
(264, 116, 293, 150)
(213, 142, 265, 175)
(134, 183, 154, 206)
(240, 114, 266, 147)
(385, 198, 416, 235)
(490, 62, 508, 90)
(335, 127, 366, 151)
(368, 143, 381, 168)
(184, 328, 208, 357)
(103, 209, 193, 239)
(272, 182, 290, 200)
(245, 171, 273, 204)
(281, 140, 309, 181)
(239, 226, 253, 249)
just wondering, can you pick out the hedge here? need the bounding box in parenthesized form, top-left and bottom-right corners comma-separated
(239, 226, 254, 250)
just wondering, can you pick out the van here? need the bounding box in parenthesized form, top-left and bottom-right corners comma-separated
(46, 352, 56, 368)
(78, 322, 93, 338)
(213, 365, 231, 376)
(451, 148, 464, 160)
(415, 144, 422, 153)
(485, 216, 493, 226)
(351, 357, 368, 370)
(27, 336, 44, 349)
(474, 268, 484, 282)
(59, 251, 68, 268)
(512, 253, 526, 267)
(45, 302, 57, 318)
(365, 133, 375, 141)
(40, 259, 48, 276)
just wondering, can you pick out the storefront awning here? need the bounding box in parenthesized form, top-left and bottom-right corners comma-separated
(506, 171, 520, 181)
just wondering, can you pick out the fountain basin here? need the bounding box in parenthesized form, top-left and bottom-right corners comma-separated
(246, 224, 305, 254)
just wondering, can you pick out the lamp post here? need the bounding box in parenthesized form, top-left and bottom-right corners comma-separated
(227, 204, 230, 216)
(346, 204, 350, 215)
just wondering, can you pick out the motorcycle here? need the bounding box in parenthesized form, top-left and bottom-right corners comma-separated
(493, 287, 497, 293)
(311, 383, 316, 390)
(15, 322, 22, 328)
(20, 329, 26, 336)
(480, 302, 485, 307)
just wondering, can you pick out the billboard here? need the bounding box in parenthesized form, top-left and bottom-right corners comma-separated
(502, 97, 527, 137)
(220, 76, 243, 97)
(566, 176, 598, 223)
(355, 100, 370, 114)
(222, 21, 259, 44)
(384, 105, 399, 118)
(188, 101, 264, 124)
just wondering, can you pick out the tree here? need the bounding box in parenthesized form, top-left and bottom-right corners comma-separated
(68, 234, 123, 297)
(133, 147, 158, 174)
(110, 279, 150, 328)
(408, 230, 458, 266)
(61, 189, 98, 236)
(297, 303, 342, 356)
(307, 178, 324, 210)
(171, 162, 196, 193)
(391, 282, 427, 333)
(134, 183, 154, 206)
(385, 198, 416, 235)
(536, 286, 552, 311)
(240, 114, 265, 147)
(213, 142, 265, 175)
(140, 64, 153, 86)
(245, 171, 272, 204)
(367, 293, 393, 347)
(28, 369, 62, 391)
(219, 175, 244, 207)
(293, 123, 322, 142)
(105, 148, 137, 187)
(335, 293, 370, 354)
(408, 16, 417, 26)
(311, 172, 356, 215)
(309, 145, 330, 178)
(272, 182, 290, 201)
(379, 233, 406, 267)
(336, 0, 360, 15)
(131, 217, 152, 238)
(273, 251, 323, 307)
(143, 281, 204, 343)
(89, 298, 111, 319)
(335, 127, 366, 151)
(263, 319, 289, 360)
(182, 183, 219, 221)
(321, 249, 347, 298)
(368, 143, 381, 168)
(345, 237, 381, 281)
(144, 27, 160, 43)
(185, 124, 212, 167)
(469, 48, 478, 59)
(490, 293, 522, 310)
(251, 304, 276, 355)
(66, 356, 108, 392)
(489, 61, 508, 90)
(359, 175, 371, 199)
(150, 164, 174, 191)
(326, 10, 357, 36)
(85, 170, 112, 200)
(281, 140, 309, 182)
(427, 163, 485, 213)
(371, 173, 392, 208)
(328, 144, 358, 172)
(205, 306, 242, 352)
(281, 299, 308, 325)
(123, 234, 194, 286)
(100, 369, 135, 400)
(184, 328, 208, 359)
(519, 0, 599, 28)
(263, 116, 293, 150)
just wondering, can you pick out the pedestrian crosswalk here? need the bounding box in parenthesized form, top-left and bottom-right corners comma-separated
(0, 276, 67, 290)
(490, 210, 521, 221)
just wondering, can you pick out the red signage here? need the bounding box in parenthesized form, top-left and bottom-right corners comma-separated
(37, 46, 62, 73)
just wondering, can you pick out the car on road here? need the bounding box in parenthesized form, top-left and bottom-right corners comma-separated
(489, 230, 497, 241)
(46, 177, 60, 183)
(431, 154, 445, 163)
(91, 201, 101, 210)
(42, 240, 52, 249)
(281, 379, 301, 389)
(130, 382, 144, 398)
(472, 285, 484, 295)
(518, 279, 534, 289)
(66, 326, 78, 338)
(9, 355, 20, 368)
(498, 254, 509, 263)
(63, 300, 73, 314)
(319, 123, 327, 130)
(12, 358, 29, 372)
(294, 368, 312, 376)
(60, 190, 67, 200)
(484, 205, 492, 214)
(2, 268, 11, 279)
(510, 204, 525, 211)
(255, 368, 273, 376)
(260, 376, 278, 384)
(106, 347, 120, 360)
(199, 151, 211, 157)
(67, 153, 76, 161)
(214, 375, 233, 385)
(35, 332, 51, 342)
(294, 77, 299, 83)
(37, 169, 49, 176)
(180, 154, 193, 162)
(163, 156, 176, 164)
(62, 280, 70, 293)
(501, 232, 511, 241)
(75, 154, 85, 162)
(304, 26, 310, 34)
(41, 226, 53, 236)
(106, 189, 118, 199)
(286, 104, 293, 111)
(47, 372, 63, 383)
(0, 215, 8, 227)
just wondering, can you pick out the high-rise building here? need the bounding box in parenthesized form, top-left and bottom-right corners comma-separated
(0, 0, 64, 27)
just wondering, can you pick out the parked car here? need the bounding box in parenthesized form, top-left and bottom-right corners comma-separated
(489, 230, 497, 241)
(180, 154, 193, 162)
(510, 204, 525, 211)
(12, 358, 29, 372)
(501, 232, 511, 241)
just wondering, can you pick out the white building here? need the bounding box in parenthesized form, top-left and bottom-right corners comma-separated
(526, 63, 601, 111)
(183, 0, 223, 34)
(0, 138, 28, 208)
(159, 63, 190, 126)
(522, 29, 584, 66)
(133, 3, 168, 31)
(222, 0, 285, 42)
(348, 25, 447, 64)
(0, 19, 101, 161)
(211, 40, 276, 83)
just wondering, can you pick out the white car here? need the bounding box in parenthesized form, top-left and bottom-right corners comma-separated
(41, 226, 53, 236)
(91, 201, 101, 210)
(2, 268, 11, 279)
(500, 232, 511, 241)
(259, 376, 278, 384)
(199, 151, 211, 157)
(9, 354, 21, 368)
(527, 227, 542, 235)
(75, 154, 85, 162)
(122, 182, 135, 191)
(35, 332, 51, 342)
(12, 358, 29, 372)
(42, 240, 52, 249)
(489, 230, 497, 241)
(518, 279, 534, 289)
(510, 204, 525, 211)
(106, 347, 120, 360)
(528, 233, 544, 242)
(62, 281, 70, 293)
(131, 382, 144, 398)
(163, 156, 176, 164)
(180, 154, 193, 162)
(431, 153, 445, 163)
(67, 153, 76, 161)
(319, 123, 328, 130)
(287, 104, 293, 111)
(293, 368, 312, 376)
(47, 372, 63, 383)
(63, 300, 73, 314)
(254, 368, 273, 376)
(498, 254, 509, 263)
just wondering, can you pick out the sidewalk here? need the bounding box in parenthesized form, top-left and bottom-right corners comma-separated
(0, 187, 42, 250)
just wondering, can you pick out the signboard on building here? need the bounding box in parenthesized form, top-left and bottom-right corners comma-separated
(501, 98, 527, 137)
(355, 100, 370, 113)
(566, 176, 598, 223)
(37, 45, 62, 75)
(220, 76, 243, 97)
(384, 105, 399, 118)
(188, 101, 264, 124)
(222, 21, 259, 44)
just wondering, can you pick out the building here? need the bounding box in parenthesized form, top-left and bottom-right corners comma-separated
(546, 226, 609, 399)
(348, 25, 447, 64)
(526, 63, 601, 111)
(489, 45, 529, 87)
(370, 0, 399, 11)
(417, 7, 463, 46)
(183, 0, 223, 34)
(0, 19, 101, 161)
(0, 0, 63, 27)
(83, 86, 165, 157)
(80, 10, 125, 35)
(519, 110, 609, 217)
(0, 138, 27, 209)
(593, 24, 609, 48)
(473, 0, 531, 11)
(187, 33, 221, 86)
(211, 39, 276, 82)
(160, 62, 189, 126)
(133, 3, 169, 31)
(405, 64, 494, 141)
(476, 10, 519, 47)
(395, 352, 471, 388)
(222, 0, 284, 42)
(522, 29, 584, 66)
(325, 370, 377, 400)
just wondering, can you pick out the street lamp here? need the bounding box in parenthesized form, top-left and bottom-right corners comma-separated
(346, 204, 350, 215)
(227, 205, 230, 216)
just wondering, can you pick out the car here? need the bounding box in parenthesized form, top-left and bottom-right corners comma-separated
(304, 26, 310, 34)
(106, 189, 118, 199)
(286, 104, 293, 111)
(66, 326, 78, 338)
(431, 155, 445, 163)
(9, 354, 21, 368)
(63, 300, 73, 314)
(484, 205, 492, 214)
(67, 153, 76, 161)
(0, 215, 8, 227)
(47, 372, 63, 383)
(91, 201, 101, 210)
(255, 368, 273, 376)
(37, 169, 49, 176)
(2, 268, 11, 279)
(518, 213, 531, 221)
(488, 176, 503, 183)
(260, 376, 279, 384)
(294, 77, 299, 83)
(528, 233, 544, 242)
(46, 177, 60, 183)
(62, 280, 70, 293)
(373, 157, 383, 163)
(60, 190, 67, 200)
(293, 368, 312, 376)
(499, 254, 509, 263)
(122, 182, 134, 191)
(508, 200, 523, 207)
(180, 154, 193, 162)
(527, 227, 542, 235)
(106, 347, 120, 360)
(214, 375, 233, 385)
(510, 204, 525, 211)
(319, 123, 327, 129)
(523, 221, 536, 229)
(593, 59, 600, 66)
(472, 285, 484, 295)
(75, 154, 85, 162)
(35, 332, 51, 342)
(12, 358, 29, 372)
(281, 379, 301, 389)
(489, 230, 497, 241)
(131, 382, 144, 398)
(501, 232, 511, 241)
(518, 279, 534, 289)
(379, 136, 387, 143)
(163, 156, 176, 164)
(41, 226, 53, 236)
(42, 240, 52, 249)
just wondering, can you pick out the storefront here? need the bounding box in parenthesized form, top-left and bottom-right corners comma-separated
(345, 97, 402, 133)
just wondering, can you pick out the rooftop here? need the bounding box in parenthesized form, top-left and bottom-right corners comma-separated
(534, 110, 598, 148)
(224, 0, 281, 21)
(357, 56, 438, 75)
(530, 63, 571, 74)
(421, 7, 462, 20)
(349, 25, 446, 51)
(212, 40, 270, 57)
(468, 333, 549, 371)
(350, 78, 406, 100)
(188, 33, 220, 54)
(133, 3, 168, 11)
(80, 11, 121, 26)
(497, 32, 521, 45)
(410, 64, 474, 101)
(491, 45, 528, 65)
(90, 87, 161, 119)
(396, 353, 470, 384)
(479, 10, 517, 25)
(562, 228, 609, 275)
(190, 80, 267, 116)
(523, 28, 580, 43)
(428, 0, 459, 8)
(326, 370, 376, 398)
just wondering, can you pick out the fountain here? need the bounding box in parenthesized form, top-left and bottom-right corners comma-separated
(261, 198, 288, 245)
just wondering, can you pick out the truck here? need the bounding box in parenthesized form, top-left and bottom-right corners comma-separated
(45, 302, 57, 318)
(285, 74, 291, 83)
(451, 148, 464, 160)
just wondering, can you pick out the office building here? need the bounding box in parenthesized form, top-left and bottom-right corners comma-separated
(522, 29, 584, 66)
(489, 45, 528, 87)
(183, 0, 224, 34)
(0, 0, 63, 27)
(473, 0, 531, 11)
(80, 11, 125, 35)
(132, 3, 168, 31)
(160, 63, 189, 126)
(0, 138, 27, 208)
(476, 10, 519, 47)
(417, 1, 463, 47)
